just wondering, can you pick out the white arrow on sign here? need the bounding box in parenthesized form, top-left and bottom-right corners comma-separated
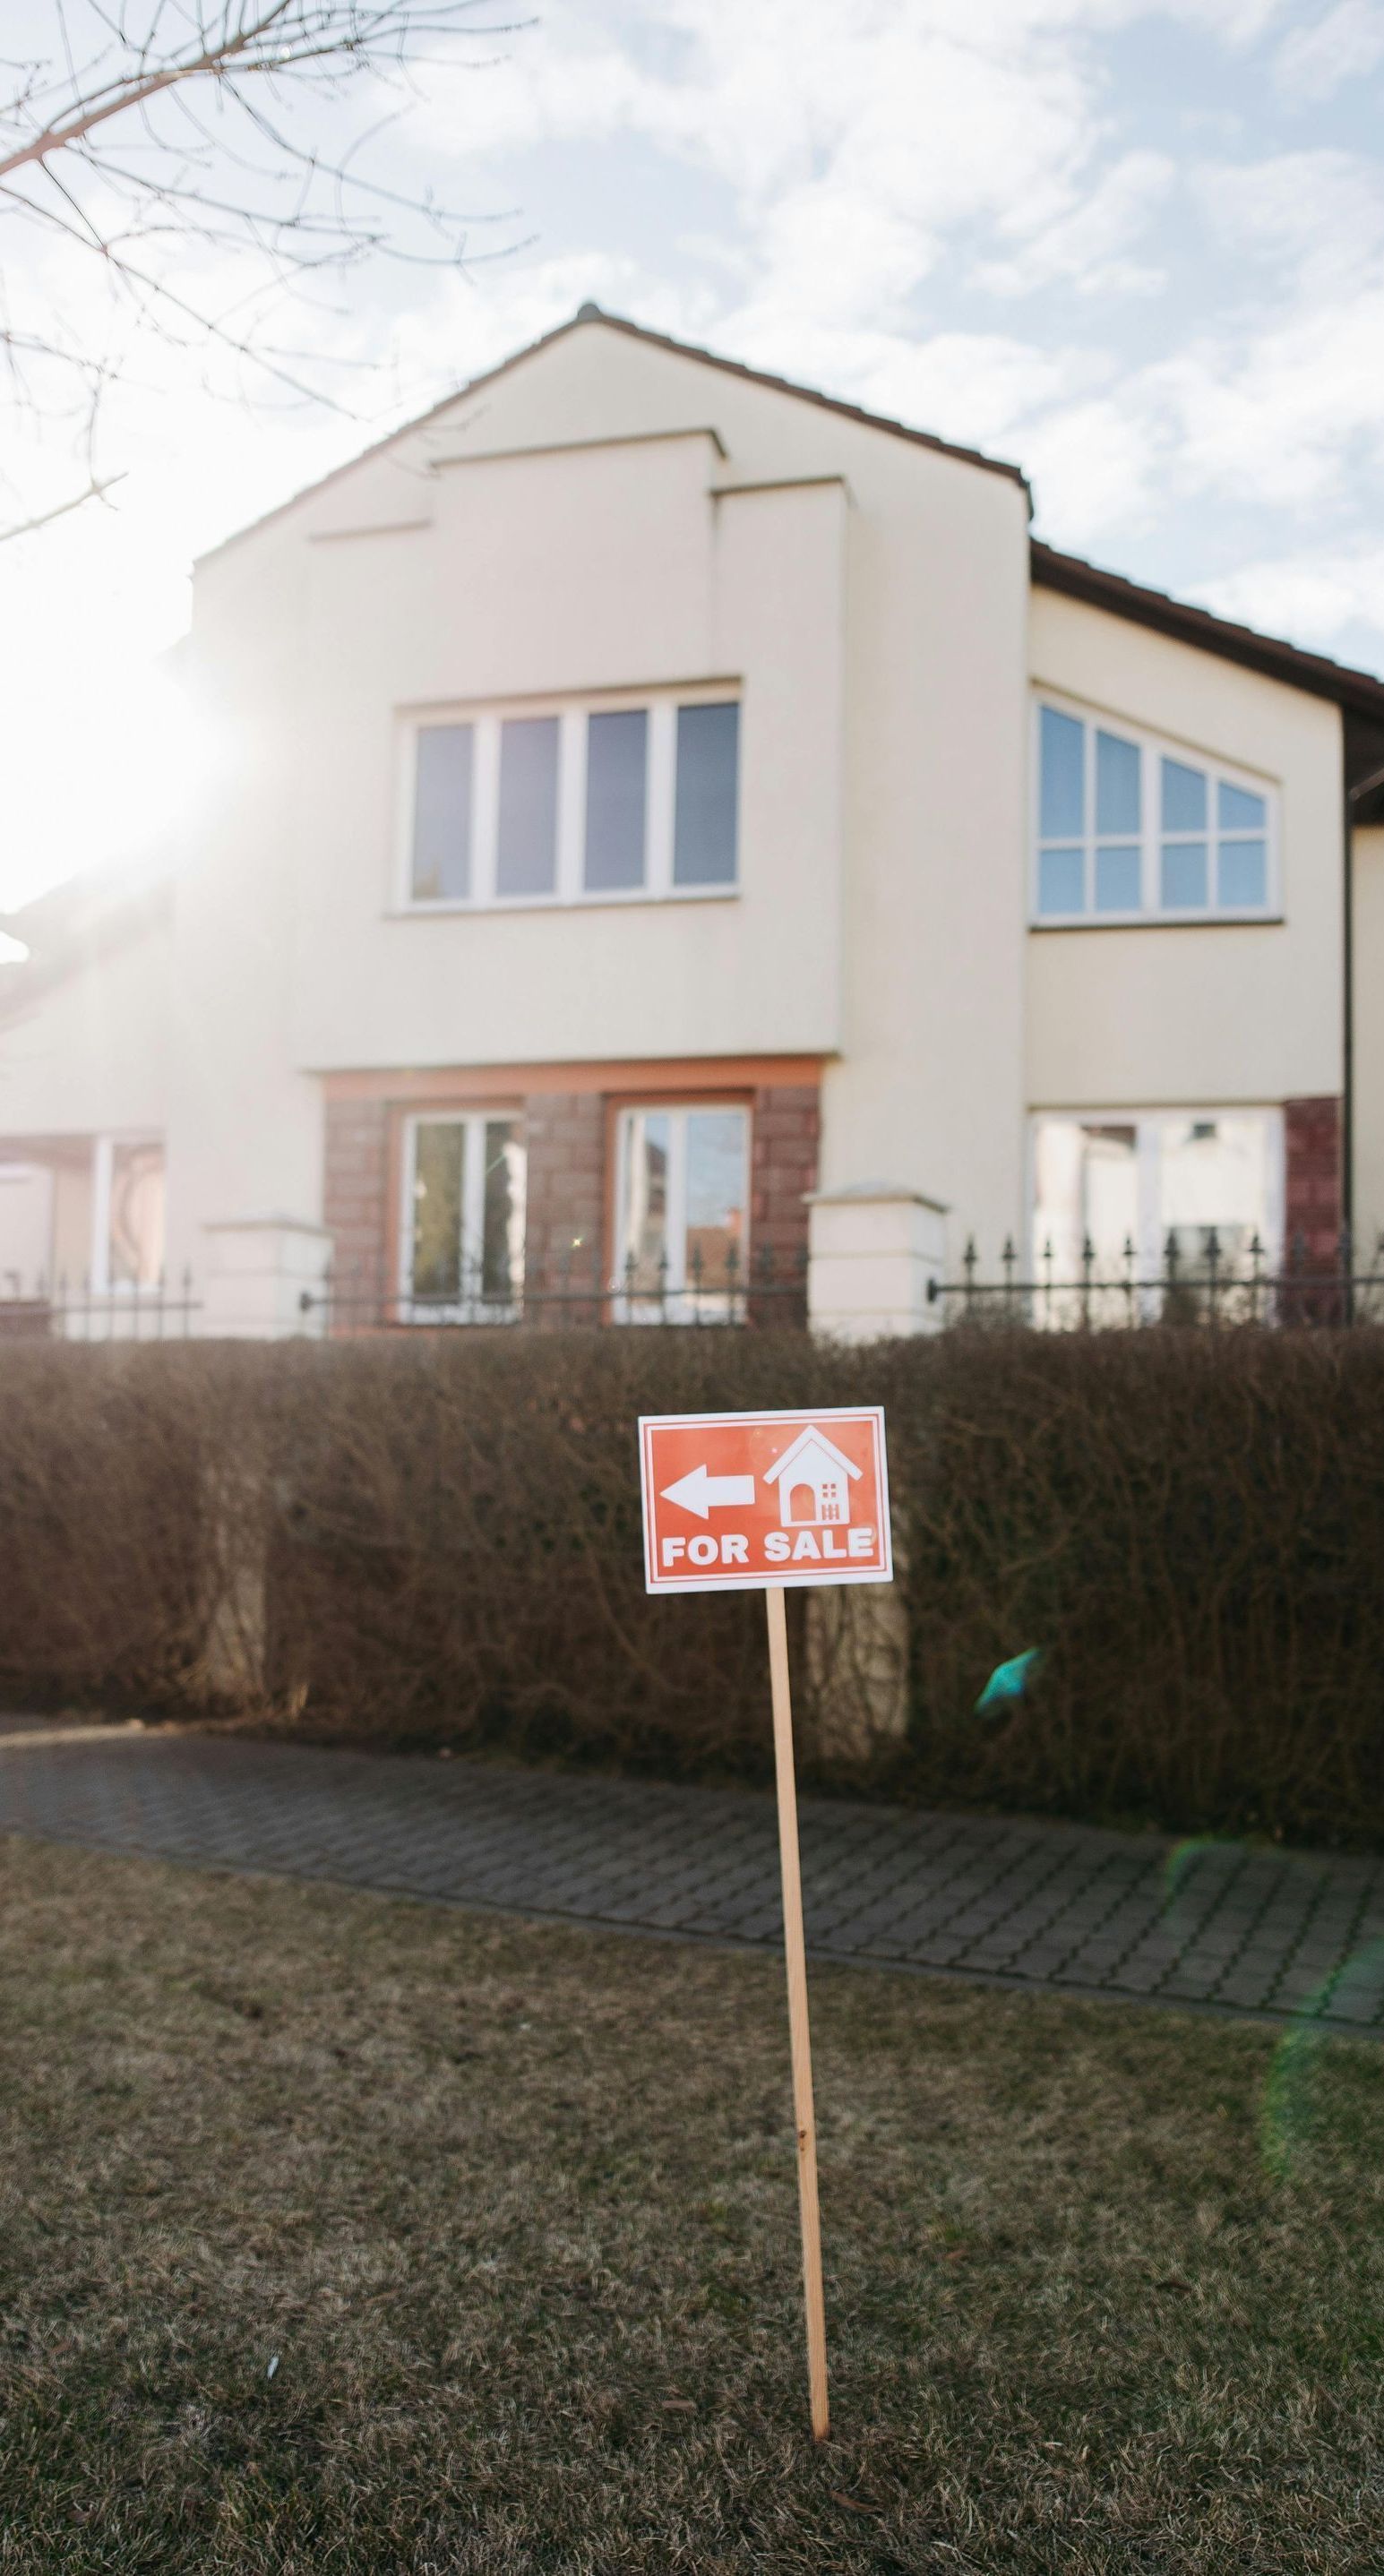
(660, 1462, 758, 1520)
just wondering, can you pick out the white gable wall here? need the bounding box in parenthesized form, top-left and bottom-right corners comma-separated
(170, 317, 1032, 1272)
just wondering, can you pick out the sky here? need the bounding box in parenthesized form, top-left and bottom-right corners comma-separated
(2, 0, 1383, 915)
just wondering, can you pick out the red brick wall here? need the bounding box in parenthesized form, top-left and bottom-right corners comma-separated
(1285, 1095, 1342, 1265)
(750, 1080, 820, 1321)
(321, 1076, 821, 1326)
(522, 1090, 606, 1318)
(322, 1097, 391, 1313)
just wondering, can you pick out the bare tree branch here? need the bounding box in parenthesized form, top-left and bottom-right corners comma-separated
(0, 467, 124, 542)
(0, 0, 533, 505)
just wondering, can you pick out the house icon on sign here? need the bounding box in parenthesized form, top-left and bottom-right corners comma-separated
(762, 1425, 863, 1529)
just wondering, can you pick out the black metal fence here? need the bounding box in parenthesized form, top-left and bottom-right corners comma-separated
(929, 1230, 1384, 1329)
(0, 1272, 202, 1341)
(301, 1242, 811, 1335)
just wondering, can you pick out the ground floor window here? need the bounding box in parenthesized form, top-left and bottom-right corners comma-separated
(402, 1112, 525, 1318)
(1031, 1109, 1283, 1304)
(0, 1132, 164, 1298)
(613, 1103, 749, 1318)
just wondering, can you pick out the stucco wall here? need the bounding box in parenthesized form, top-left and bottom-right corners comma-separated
(176, 315, 1032, 1263)
(1027, 588, 1344, 1113)
(0, 914, 169, 1139)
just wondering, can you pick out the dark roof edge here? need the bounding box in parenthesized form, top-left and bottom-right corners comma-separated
(1032, 539, 1384, 736)
(196, 305, 1031, 568)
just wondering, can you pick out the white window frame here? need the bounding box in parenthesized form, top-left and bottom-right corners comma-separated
(1030, 693, 1280, 928)
(612, 1100, 751, 1323)
(1026, 1104, 1285, 1298)
(398, 1108, 525, 1323)
(395, 683, 740, 915)
(91, 1131, 165, 1297)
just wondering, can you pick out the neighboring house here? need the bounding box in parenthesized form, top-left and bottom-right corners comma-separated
(2, 303, 1384, 1339)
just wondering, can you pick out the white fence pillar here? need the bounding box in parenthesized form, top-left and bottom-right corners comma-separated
(805, 1183, 948, 1342)
(201, 1217, 333, 1339)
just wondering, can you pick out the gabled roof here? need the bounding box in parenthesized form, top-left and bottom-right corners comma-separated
(0, 860, 172, 1026)
(195, 301, 1384, 756)
(1032, 540, 1384, 743)
(763, 1425, 862, 1486)
(196, 303, 1032, 566)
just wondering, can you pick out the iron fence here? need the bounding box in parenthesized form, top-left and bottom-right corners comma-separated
(301, 1241, 811, 1335)
(928, 1229, 1384, 1329)
(0, 1271, 202, 1341)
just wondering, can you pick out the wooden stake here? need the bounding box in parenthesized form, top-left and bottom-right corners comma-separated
(764, 1581, 830, 2443)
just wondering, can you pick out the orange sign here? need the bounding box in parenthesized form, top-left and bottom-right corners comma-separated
(640, 1406, 891, 1594)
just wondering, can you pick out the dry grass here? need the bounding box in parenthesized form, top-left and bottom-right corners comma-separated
(1, 1841, 1382, 2571)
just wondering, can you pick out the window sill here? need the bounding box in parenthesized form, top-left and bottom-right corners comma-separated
(1029, 912, 1284, 933)
(390, 886, 740, 920)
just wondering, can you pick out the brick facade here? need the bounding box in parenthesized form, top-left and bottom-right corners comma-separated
(750, 1081, 820, 1322)
(522, 1090, 606, 1319)
(321, 1076, 821, 1324)
(322, 1096, 392, 1312)
(1284, 1095, 1342, 1265)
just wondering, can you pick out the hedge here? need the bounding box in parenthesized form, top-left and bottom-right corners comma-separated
(1, 1327, 1382, 1846)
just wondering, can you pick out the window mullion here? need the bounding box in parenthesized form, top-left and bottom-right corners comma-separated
(473, 719, 500, 905)
(557, 710, 586, 901)
(646, 703, 675, 897)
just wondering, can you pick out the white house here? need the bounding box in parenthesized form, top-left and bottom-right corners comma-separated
(2, 303, 1383, 1338)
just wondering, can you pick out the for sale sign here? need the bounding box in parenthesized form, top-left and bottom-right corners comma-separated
(639, 1406, 892, 1595)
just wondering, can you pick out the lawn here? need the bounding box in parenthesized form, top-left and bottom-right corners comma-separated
(0, 1840, 1381, 2572)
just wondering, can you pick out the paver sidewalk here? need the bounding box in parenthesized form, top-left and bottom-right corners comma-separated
(2, 1727, 1382, 2033)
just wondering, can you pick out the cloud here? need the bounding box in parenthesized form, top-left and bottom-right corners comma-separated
(1196, 545, 1384, 659)
(1273, 0, 1384, 102)
(976, 148, 1176, 296)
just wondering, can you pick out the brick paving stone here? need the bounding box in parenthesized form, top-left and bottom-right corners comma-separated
(2, 1730, 1384, 2034)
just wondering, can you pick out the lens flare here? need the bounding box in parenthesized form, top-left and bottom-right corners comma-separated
(1261, 1937, 1384, 2179)
(974, 1647, 1042, 1715)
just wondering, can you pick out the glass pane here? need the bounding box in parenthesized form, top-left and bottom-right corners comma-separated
(496, 717, 559, 897)
(619, 1110, 669, 1294)
(411, 725, 473, 902)
(1161, 840, 1208, 908)
(411, 1123, 464, 1301)
(479, 1119, 525, 1304)
(1095, 844, 1140, 912)
(1038, 707, 1084, 839)
(683, 1111, 748, 1292)
(1158, 1114, 1272, 1267)
(1218, 780, 1267, 833)
(1218, 837, 1268, 908)
(1037, 846, 1084, 914)
(1032, 1119, 1138, 1282)
(1161, 757, 1207, 832)
(673, 703, 739, 887)
(1096, 731, 1140, 835)
(584, 709, 648, 892)
(107, 1142, 164, 1288)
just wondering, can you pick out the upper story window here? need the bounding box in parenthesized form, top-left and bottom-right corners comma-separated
(403, 691, 740, 912)
(1034, 700, 1276, 926)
